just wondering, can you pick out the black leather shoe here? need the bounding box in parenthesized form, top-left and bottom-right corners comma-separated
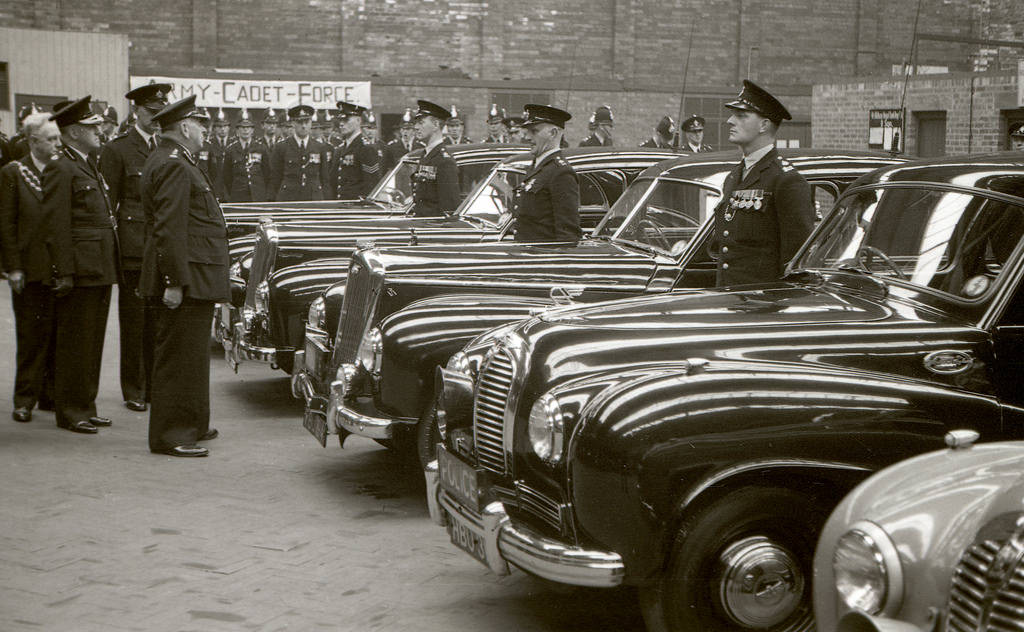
(198, 428, 219, 441)
(125, 400, 147, 412)
(67, 420, 98, 434)
(12, 407, 31, 422)
(88, 416, 112, 427)
(159, 444, 208, 457)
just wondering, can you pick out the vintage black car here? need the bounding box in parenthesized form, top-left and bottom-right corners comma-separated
(295, 150, 901, 460)
(427, 153, 1024, 632)
(226, 147, 681, 372)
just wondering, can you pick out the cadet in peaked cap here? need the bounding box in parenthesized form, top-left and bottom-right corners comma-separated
(485, 104, 507, 143)
(444, 105, 471, 144)
(269, 103, 329, 200)
(1009, 121, 1024, 151)
(579, 105, 613, 147)
(641, 115, 676, 149)
(138, 92, 229, 457)
(679, 114, 713, 152)
(409, 99, 459, 216)
(383, 108, 423, 172)
(511, 103, 580, 242)
(711, 79, 812, 288)
(42, 95, 118, 434)
(99, 85, 170, 411)
(329, 104, 381, 200)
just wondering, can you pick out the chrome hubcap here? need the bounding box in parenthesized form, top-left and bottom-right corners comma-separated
(717, 535, 804, 629)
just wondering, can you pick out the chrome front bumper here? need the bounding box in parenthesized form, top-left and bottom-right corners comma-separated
(327, 362, 416, 440)
(425, 460, 626, 588)
(224, 322, 276, 371)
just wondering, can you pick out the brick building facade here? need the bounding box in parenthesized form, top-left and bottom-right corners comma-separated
(2, 0, 1023, 149)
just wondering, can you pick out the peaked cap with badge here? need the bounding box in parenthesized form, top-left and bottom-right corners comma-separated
(725, 79, 792, 124)
(51, 96, 104, 128)
(414, 100, 450, 121)
(126, 83, 172, 111)
(521, 104, 572, 129)
(151, 95, 210, 127)
(288, 104, 315, 120)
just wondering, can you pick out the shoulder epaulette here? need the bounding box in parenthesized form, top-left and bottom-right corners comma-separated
(778, 156, 794, 172)
(168, 148, 181, 159)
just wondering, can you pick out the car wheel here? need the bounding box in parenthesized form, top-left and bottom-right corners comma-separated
(415, 399, 440, 470)
(639, 486, 824, 632)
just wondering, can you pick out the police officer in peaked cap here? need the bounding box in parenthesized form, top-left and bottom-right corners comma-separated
(99, 82, 171, 412)
(139, 95, 228, 457)
(269, 104, 330, 201)
(411, 100, 460, 216)
(711, 79, 813, 287)
(329, 101, 383, 200)
(511, 104, 581, 242)
(680, 114, 713, 152)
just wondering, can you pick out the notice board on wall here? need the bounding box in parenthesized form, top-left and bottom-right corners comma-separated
(868, 108, 903, 153)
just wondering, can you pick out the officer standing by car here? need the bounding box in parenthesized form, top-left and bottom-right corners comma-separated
(410, 100, 459, 217)
(42, 96, 119, 435)
(510, 104, 581, 242)
(328, 102, 382, 200)
(99, 82, 170, 413)
(222, 109, 270, 202)
(641, 116, 676, 148)
(140, 95, 228, 458)
(269, 104, 329, 201)
(712, 80, 813, 286)
(679, 114, 713, 152)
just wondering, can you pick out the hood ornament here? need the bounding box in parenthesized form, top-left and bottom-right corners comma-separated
(549, 285, 585, 305)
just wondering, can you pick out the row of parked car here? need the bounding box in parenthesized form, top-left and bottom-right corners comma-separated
(218, 144, 1024, 632)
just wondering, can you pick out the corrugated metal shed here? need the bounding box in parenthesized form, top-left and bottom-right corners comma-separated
(0, 27, 129, 136)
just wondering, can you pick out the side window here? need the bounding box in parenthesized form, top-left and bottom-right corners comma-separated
(588, 171, 628, 206)
(811, 182, 839, 223)
(579, 174, 609, 209)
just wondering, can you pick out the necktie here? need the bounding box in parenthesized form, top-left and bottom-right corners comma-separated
(148, 137, 156, 151)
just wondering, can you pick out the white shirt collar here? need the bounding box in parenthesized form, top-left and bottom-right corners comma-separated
(742, 143, 774, 174)
(135, 124, 155, 145)
(294, 134, 308, 148)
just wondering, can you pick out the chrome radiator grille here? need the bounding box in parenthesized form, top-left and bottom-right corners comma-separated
(473, 346, 514, 474)
(946, 519, 1024, 632)
(516, 482, 562, 532)
(334, 262, 373, 364)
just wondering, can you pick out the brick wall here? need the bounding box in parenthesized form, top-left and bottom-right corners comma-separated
(812, 71, 1020, 155)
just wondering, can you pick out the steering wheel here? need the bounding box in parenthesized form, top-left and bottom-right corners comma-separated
(638, 219, 671, 250)
(382, 187, 407, 205)
(858, 245, 906, 279)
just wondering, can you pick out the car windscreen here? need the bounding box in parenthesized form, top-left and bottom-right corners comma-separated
(458, 167, 527, 227)
(367, 158, 416, 206)
(798, 183, 1024, 301)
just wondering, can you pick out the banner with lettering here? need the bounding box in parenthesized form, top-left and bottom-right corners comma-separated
(129, 75, 371, 110)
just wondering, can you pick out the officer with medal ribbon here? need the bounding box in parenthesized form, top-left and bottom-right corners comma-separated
(711, 80, 813, 286)
(140, 95, 228, 457)
(99, 82, 170, 413)
(510, 104, 581, 242)
(222, 108, 270, 202)
(410, 100, 460, 217)
(329, 101, 383, 200)
(43, 96, 120, 435)
(269, 104, 330, 201)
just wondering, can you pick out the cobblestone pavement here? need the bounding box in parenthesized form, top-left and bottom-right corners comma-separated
(0, 288, 644, 632)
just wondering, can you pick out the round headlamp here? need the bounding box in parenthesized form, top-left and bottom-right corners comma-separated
(357, 327, 383, 373)
(527, 393, 564, 463)
(832, 520, 903, 616)
(254, 281, 270, 313)
(308, 296, 326, 329)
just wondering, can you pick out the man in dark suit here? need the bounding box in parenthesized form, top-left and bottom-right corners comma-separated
(329, 101, 383, 200)
(382, 108, 422, 173)
(410, 100, 460, 217)
(42, 97, 119, 434)
(99, 82, 170, 413)
(0, 112, 61, 422)
(222, 108, 270, 202)
(641, 116, 677, 149)
(579, 106, 614, 147)
(140, 96, 229, 457)
(511, 104, 581, 242)
(269, 104, 330, 201)
(712, 80, 813, 286)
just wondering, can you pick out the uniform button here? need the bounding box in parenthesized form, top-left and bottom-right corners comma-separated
(722, 263, 729, 270)
(723, 230, 730, 237)
(721, 246, 729, 254)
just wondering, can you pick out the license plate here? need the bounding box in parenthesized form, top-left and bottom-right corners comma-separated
(305, 334, 329, 379)
(303, 408, 329, 447)
(438, 445, 480, 512)
(446, 510, 487, 564)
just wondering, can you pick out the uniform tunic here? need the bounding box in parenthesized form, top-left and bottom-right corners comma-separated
(579, 134, 613, 147)
(640, 137, 674, 149)
(99, 127, 157, 403)
(383, 138, 422, 173)
(410, 142, 459, 217)
(196, 140, 222, 199)
(140, 139, 230, 451)
(269, 136, 330, 201)
(42, 145, 119, 428)
(329, 133, 383, 200)
(0, 156, 55, 409)
(712, 148, 813, 286)
(222, 139, 270, 202)
(511, 150, 581, 242)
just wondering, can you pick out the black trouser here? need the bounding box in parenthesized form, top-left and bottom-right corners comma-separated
(10, 281, 55, 410)
(53, 285, 111, 427)
(118, 269, 153, 403)
(148, 298, 215, 451)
